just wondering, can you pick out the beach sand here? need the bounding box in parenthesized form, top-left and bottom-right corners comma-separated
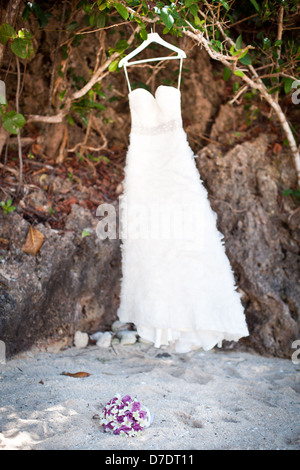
(0, 342, 299, 450)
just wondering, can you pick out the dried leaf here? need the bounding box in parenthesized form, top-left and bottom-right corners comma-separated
(273, 142, 282, 154)
(0, 237, 9, 246)
(61, 371, 91, 378)
(22, 226, 45, 256)
(31, 142, 43, 155)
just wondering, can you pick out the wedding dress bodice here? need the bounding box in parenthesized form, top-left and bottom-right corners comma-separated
(129, 85, 182, 135)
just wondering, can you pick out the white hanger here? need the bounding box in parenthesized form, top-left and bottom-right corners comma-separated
(119, 31, 186, 93)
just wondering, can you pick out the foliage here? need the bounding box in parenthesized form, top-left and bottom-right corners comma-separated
(0, 107, 26, 134)
(0, 0, 299, 174)
(0, 198, 16, 214)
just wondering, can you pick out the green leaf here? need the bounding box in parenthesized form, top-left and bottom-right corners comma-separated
(236, 34, 243, 50)
(188, 4, 198, 16)
(99, 2, 108, 11)
(185, 0, 196, 6)
(22, 4, 32, 22)
(282, 189, 300, 198)
(59, 90, 66, 100)
(250, 0, 260, 12)
(18, 29, 32, 40)
(0, 23, 16, 45)
(66, 21, 79, 31)
(108, 59, 119, 72)
(99, 155, 110, 163)
(212, 39, 222, 51)
(61, 44, 68, 60)
(238, 49, 248, 59)
(233, 82, 240, 92)
(234, 70, 245, 78)
(32, 2, 49, 27)
(80, 113, 89, 127)
(160, 7, 174, 30)
(219, 0, 229, 11)
(239, 53, 252, 65)
(140, 28, 148, 41)
(2, 111, 26, 134)
(81, 229, 91, 238)
(262, 37, 271, 49)
(96, 13, 107, 28)
(230, 44, 235, 55)
(89, 12, 98, 27)
(114, 2, 129, 20)
(66, 115, 74, 126)
(90, 102, 106, 110)
(223, 66, 231, 81)
(11, 37, 34, 59)
(194, 16, 203, 26)
(115, 39, 129, 52)
(284, 77, 293, 95)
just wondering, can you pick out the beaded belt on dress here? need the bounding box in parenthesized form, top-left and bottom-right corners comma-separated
(131, 119, 182, 135)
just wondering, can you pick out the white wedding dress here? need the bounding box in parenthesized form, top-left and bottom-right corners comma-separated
(117, 85, 249, 353)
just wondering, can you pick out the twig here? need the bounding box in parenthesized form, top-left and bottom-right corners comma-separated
(274, 6, 284, 104)
(27, 27, 139, 125)
(88, 115, 108, 152)
(0, 162, 19, 176)
(15, 56, 23, 190)
(229, 84, 249, 105)
(227, 13, 259, 29)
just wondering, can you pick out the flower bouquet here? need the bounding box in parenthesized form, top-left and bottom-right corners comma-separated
(100, 394, 151, 437)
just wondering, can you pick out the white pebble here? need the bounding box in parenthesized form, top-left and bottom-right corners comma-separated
(119, 330, 137, 345)
(90, 331, 103, 341)
(111, 320, 128, 332)
(96, 331, 112, 348)
(74, 331, 89, 349)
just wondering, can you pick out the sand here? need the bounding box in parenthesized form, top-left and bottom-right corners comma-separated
(0, 342, 299, 450)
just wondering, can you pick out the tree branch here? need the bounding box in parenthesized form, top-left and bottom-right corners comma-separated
(26, 26, 139, 124)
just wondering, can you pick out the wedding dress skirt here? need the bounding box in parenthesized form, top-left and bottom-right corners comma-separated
(117, 85, 249, 353)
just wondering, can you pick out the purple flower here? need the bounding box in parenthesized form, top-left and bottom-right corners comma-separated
(109, 397, 118, 405)
(124, 411, 134, 421)
(117, 414, 124, 424)
(139, 410, 147, 419)
(114, 425, 132, 435)
(103, 421, 114, 431)
(132, 401, 141, 412)
(122, 395, 132, 404)
(133, 422, 143, 432)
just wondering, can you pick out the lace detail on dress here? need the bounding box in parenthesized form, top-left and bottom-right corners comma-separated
(131, 118, 182, 135)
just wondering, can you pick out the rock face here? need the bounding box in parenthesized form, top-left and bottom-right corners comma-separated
(196, 119, 300, 358)
(0, 204, 121, 357)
